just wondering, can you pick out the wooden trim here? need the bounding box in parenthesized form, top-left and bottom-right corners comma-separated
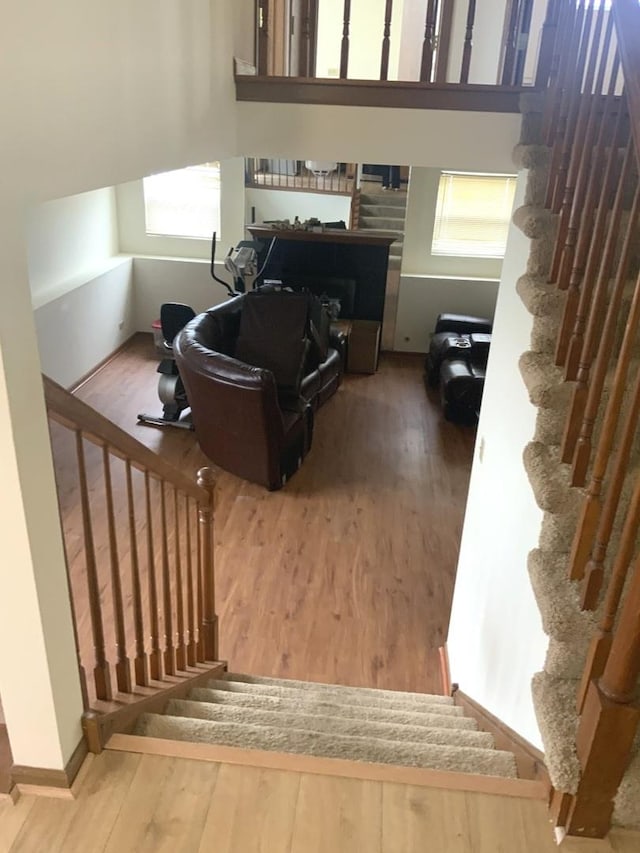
(245, 181, 352, 197)
(106, 733, 548, 799)
(235, 75, 528, 113)
(11, 735, 87, 790)
(82, 662, 227, 753)
(0, 724, 12, 795)
(68, 334, 138, 393)
(247, 226, 395, 246)
(454, 689, 549, 788)
(438, 644, 452, 696)
(43, 376, 208, 503)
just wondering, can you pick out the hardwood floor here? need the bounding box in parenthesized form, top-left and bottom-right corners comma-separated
(51, 334, 475, 695)
(2, 751, 637, 853)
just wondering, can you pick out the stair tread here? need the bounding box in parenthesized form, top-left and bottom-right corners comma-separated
(221, 673, 454, 706)
(138, 714, 518, 779)
(188, 687, 470, 726)
(168, 699, 490, 747)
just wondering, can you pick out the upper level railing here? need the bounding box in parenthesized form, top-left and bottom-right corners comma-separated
(255, 0, 555, 87)
(534, 0, 640, 839)
(44, 377, 219, 713)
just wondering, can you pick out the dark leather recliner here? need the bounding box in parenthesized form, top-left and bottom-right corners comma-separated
(174, 291, 344, 490)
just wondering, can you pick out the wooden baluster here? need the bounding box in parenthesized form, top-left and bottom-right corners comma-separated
(57, 524, 90, 709)
(549, 1, 604, 285)
(75, 432, 112, 701)
(195, 500, 205, 663)
(544, 1, 584, 197)
(340, 0, 351, 79)
(197, 468, 218, 661)
(560, 103, 631, 380)
(420, 0, 439, 83)
(257, 0, 269, 76)
(572, 185, 640, 486)
(144, 471, 163, 680)
(565, 561, 640, 836)
(102, 446, 132, 694)
(380, 0, 394, 81)
(555, 57, 623, 365)
(571, 276, 640, 585)
(551, 5, 593, 220)
(512, 0, 535, 86)
(501, 0, 522, 86)
(535, 0, 561, 89)
(460, 0, 476, 83)
(160, 481, 176, 675)
(435, 0, 454, 83)
(125, 460, 149, 687)
(562, 139, 636, 461)
(569, 263, 640, 583)
(173, 487, 187, 670)
(185, 496, 198, 667)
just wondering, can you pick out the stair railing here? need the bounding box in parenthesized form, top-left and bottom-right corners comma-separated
(254, 0, 540, 86)
(536, 0, 640, 838)
(44, 376, 220, 730)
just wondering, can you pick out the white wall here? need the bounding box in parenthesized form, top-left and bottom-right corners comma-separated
(447, 170, 547, 749)
(237, 104, 521, 172)
(394, 274, 498, 352)
(245, 188, 351, 226)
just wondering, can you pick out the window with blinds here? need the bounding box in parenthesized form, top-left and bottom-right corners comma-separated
(143, 162, 221, 239)
(431, 172, 517, 258)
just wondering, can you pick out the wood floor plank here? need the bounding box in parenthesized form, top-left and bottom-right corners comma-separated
(53, 752, 142, 853)
(102, 754, 218, 853)
(463, 791, 558, 853)
(0, 796, 35, 853)
(50, 337, 475, 696)
(198, 764, 300, 853)
(609, 829, 640, 852)
(290, 773, 382, 853)
(381, 783, 472, 852)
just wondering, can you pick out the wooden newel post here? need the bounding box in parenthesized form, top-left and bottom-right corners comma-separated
(566, 558, 640, 837)
(197, 467, 218, 661)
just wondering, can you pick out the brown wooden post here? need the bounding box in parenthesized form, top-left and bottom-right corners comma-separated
(420, 0, 439, 83)
(75, 431, 112, 701)
(185, 496, 198, 667)
(435, 0, 454, 83)
(460, 0, 476, 83)
(125, 460, 150, 687)
(160, 481, 176, 676)
(535, 0, 560, 88)
(340, 0, 351, 79)
(197, 468, 218, 661)
(144, 471, 163, 681)
(257, 0, 269, 76)
(102, 447, 132, 694)
(500, 0, 522, 86)
(380, 0, 393, 81)
(173, 487, 187, 671)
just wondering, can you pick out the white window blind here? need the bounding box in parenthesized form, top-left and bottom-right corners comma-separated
(143, 162, 221, 239)
(432, 172, 517, 259)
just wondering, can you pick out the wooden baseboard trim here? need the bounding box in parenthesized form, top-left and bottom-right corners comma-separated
(106, 733, 547, 800)
(83, 661, 227, 753)
(454, 689, 549, 789)
(0, 785, 20, 804)
(11, 734, 87, 791)
(67, 332, 143, 393)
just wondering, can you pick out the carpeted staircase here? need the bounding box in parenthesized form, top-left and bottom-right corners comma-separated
(511, 93, 640, 828)
(358, 185, 408, 270)
(135, 671, 520, 779)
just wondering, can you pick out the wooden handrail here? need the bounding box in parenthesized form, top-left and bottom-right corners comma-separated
(43, 376, 207, 504)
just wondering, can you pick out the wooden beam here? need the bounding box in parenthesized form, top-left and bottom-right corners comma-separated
(235, 75, 526, 112)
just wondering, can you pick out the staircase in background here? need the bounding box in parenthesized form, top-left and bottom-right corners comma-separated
(358, 185, 408, 271)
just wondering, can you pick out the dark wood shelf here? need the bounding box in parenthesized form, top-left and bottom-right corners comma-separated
(247, 226, 396, 247)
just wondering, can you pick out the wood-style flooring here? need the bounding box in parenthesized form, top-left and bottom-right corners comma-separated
(1, 751, 638, 853)
(52, 335, 475, 695)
